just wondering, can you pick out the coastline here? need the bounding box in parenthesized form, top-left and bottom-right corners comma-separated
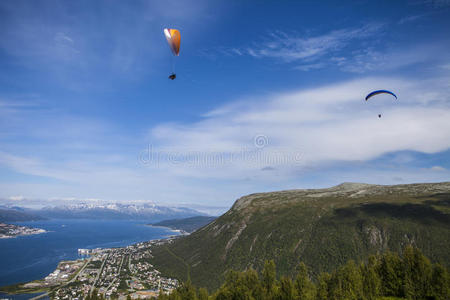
(0, 223, 47, 239)
(145, 224, 190, 236)
(0, 227, 181, 296)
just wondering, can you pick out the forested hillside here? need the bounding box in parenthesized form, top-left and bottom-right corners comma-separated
(156, 247, 450, 300)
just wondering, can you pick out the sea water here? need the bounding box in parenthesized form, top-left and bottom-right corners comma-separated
(0, 219, 177, 288)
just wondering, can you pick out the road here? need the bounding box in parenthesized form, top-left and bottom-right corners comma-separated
(90, 253, 109, 296)
(29, 292, 49, 300)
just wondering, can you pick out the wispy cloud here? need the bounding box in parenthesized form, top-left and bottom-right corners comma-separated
(398, 13, 431, 24)
(430, 165, 446, 171)
(211, 21, 449, 74)
(243, 23, 384, 63)
(339, 44, 446, 73)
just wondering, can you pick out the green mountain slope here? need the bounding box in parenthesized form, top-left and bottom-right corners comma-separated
(150, 182, 450, 290)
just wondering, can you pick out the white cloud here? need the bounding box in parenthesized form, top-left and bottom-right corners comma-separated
(398, 13, 431, 24)
(145, 76, 450, 181)
(295, 62, 326, 71)
(1, 78, 449, 206)
(8, 195, 25, 201)
(430, 166, 446, 171)
(243, 23, 384, 63)
(341, 44, 444, 73)
(213, 23, 448, 74)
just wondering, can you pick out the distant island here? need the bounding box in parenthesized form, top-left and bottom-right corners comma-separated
(0, 223, 47, 239)
(149, 216, 217, 233)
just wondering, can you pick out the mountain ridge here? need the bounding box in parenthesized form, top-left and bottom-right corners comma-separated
(150, 181, 450, 290)
(0, 203, 207, 221)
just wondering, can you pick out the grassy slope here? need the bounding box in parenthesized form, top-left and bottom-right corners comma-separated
(150, 182, 450, 291)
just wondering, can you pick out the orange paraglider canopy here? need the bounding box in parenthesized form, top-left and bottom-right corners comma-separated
(164, 28, 181, 56)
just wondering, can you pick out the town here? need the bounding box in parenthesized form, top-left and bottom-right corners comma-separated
(0, 223, 47, 239)
(19, 238, 179, 300)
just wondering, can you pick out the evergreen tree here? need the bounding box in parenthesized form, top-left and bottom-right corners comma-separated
(315, 272, 330, 300)
(402, 245, 433, 299)
(262, 260, 277, 298)
(293, 262, 315, 300)
(198, 287, 209, 300)
(361, 255, 381, 299)
(379, 251, 403, 297)
(430, 263, 450, 300)
(242, 269, 264, 299)
(157, 247, 449, 300)
(169, 289, 183, 300)
(213, 286, 232, 300)
(276, 276, 295, 300)
(328, 260, 363, 300)
(177, 280, 198, 300)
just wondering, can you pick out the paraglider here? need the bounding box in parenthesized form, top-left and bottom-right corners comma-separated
(365, 90, 397, 101)
(365, 90, 397, 118)
(164, 28, 180, 80)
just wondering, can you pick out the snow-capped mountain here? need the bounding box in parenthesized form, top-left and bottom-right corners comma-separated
(26, 203, 206, 221)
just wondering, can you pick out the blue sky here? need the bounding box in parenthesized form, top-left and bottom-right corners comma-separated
(1, 0, 449, 212)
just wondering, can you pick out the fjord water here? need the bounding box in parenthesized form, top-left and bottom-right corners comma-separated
(0, 219, 178, 287)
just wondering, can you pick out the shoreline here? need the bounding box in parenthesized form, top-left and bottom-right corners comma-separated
(0, 229, 181, 296)
(0, 223, 47, 239)
(145, 224, 190, 236)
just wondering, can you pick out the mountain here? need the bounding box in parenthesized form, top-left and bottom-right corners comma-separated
(151, 216, 217, 233)
(150, 182, 450, 290)
(28, 203, 205, 221)
(0, 208, 45, 222)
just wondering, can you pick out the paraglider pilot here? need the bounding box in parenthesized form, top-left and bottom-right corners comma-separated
(164, 28, 180, 81)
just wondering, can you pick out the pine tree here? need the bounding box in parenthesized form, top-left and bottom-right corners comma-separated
(177, 280, 198, 300)
(262, 260, 277, 298)
(198, 287, 209, 300)
(402, 245, 433, 299)
(315, 272, 330, 300)
(243, 269, 264, 299)
(379, 251, 403, 297)
(361, 255, 381, 299)
(430, 263, 450, 300)
(277, 276, 295, 300)
(294, 262, 315, 300)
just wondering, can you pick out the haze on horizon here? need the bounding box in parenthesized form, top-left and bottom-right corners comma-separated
(0, 0, 449, 209)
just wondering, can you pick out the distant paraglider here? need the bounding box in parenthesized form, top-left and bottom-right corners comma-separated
(365, 90, 397, 118)
(164, 28, 181, 80)
(365, 90, 397, 101)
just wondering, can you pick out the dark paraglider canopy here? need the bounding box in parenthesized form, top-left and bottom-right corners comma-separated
(365, 90, 397, 118)
(365, 90, 397, 101)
